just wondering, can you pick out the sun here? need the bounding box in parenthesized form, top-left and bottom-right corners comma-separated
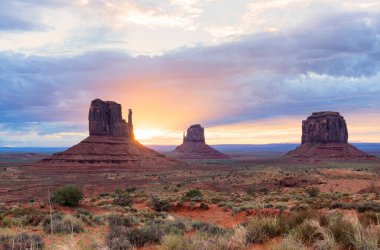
(134, 129, 165, 141)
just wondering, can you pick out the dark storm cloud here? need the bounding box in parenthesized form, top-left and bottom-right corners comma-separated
(0, 12, 380, 135)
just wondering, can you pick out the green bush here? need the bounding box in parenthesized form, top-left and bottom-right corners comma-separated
(183, 189, 203, 201)
(51, 185, 83, 207)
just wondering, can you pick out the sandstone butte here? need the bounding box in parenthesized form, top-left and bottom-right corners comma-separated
(287, 111, 374, 160)
(42, 99, 177, 167)
(169, 124, 230, 160)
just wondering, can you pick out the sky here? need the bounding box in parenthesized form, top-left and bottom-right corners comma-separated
(1, 0, 380, 147)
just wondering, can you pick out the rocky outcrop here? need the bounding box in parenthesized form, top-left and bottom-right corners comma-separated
(89, 99, 132, 137)
(183, 124, 205, 143)
(43, 99, 176, 166)
(168, 124, 229, 160)
(301, 111, 348, 144)
(287, 111, 374, 161)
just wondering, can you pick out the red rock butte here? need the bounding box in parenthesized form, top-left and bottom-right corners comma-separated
(168, 124, 229, 160)
(42, 99, 176, 166)
(287, 111, 374, 160)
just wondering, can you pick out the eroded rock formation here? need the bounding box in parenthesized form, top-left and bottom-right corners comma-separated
(89, 99, 131, 137)
(287, 111, 374, 160)
(301, 111, 348, 144)
(169, 124, 229, 160)
(43, 99, 175, 166)
(183, 124, 205, 143)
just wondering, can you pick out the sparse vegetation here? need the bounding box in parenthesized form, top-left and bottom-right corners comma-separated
(0, 232, 44, 250)
(42, 213, 84, 233)
(149, 196, 172, 212)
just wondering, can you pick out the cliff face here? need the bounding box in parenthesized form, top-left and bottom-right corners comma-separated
(183, 124, 205, 143)
(301, 111, 348, 144)
(89, 99, 133, 138)
(287, 111, 374, 161)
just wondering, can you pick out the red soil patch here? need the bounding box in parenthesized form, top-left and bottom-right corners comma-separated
(171, 203, 251, 228)
(319, 179, 377, 193)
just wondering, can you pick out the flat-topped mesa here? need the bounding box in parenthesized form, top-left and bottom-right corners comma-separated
(287, 111, 374, 161)
(89, 99, 133, 138)
(183, 124, 205, 143)
(302, 111, 348, 144)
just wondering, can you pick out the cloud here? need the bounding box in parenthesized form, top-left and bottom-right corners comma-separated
(0, 11, 380, 145)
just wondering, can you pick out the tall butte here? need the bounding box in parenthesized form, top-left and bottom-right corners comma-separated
(43, 99, 176, 166)
(287, 111, 374, 160)
(168, 124, 229, 159)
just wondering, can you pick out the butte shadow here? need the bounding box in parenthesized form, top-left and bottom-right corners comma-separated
(42, 99, 177, 167)
(167, 124, 230, 160)
(286, 111, 375, 161)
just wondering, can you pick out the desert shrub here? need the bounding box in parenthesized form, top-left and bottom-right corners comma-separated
(270, 235, 306, 250)
(183, 189, 203, 201)
(157, 234, 186, 250)
(51, 185, 83, 207)
(211, 197, 222, 204)
(113, 193, 133, 207)
(291, 219, 321, 244)
(105, 224, 133, 250)
(192, 221, 227, 235)
(108, 214, 137, 228)
(127, 223, 166, 246)
(158, 230, 245, 250)
(42, 213, 84, 233)
(290, 205, 309, 212)
(149, 196, 172, 212)
(245, 216, 282, 243)
(305, 187, 320, 197)
(199, 203, 210, 210)
(227, 226, 247, 250)
(107, 219, 185, 248)
(245, 186, 256, 196)
(5, 207, 45, 227)
(114, 188, 124, 194)
(74, 208, 93, 225)
(327, 214, 378, 249)
(275, 204, 288, 211)
(291, 219, 336, 249)
(125, 187, 137, 193)
(356, 202, 380, 213)
(279, 210, 321, 232)
(99, 192, 110, 197)
(0, 232, 44, 250)
(359, 212, 380, 226)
